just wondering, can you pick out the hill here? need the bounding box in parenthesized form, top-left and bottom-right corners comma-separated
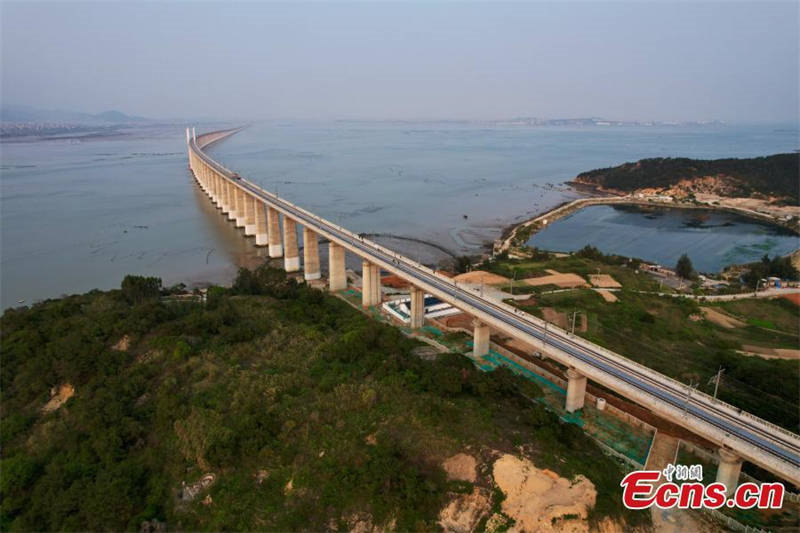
(0, 267, 645, 531)
(1, 105, 149, 124)
(571, 153, 800, 204)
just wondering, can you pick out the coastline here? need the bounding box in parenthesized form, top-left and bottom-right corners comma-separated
(493, 193, 800, 259)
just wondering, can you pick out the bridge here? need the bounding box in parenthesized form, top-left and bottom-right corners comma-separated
(187, 127, 800, 488)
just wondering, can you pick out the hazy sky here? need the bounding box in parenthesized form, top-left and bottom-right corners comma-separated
(1, 1, 797, 123)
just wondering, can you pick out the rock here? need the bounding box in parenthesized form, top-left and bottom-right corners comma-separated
(492, 454, 597, 532)
(438, 487, 490, 532)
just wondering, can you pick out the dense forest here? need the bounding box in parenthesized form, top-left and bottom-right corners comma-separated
(0, 268, 646, 531)
(572, 153, 799, 204)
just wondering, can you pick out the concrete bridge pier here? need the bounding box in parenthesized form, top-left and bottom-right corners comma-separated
(254, 200, 268, 246)
(216, 175, 224, 209)
(235, 188, 247, 228)
(473, 319, 490, 357)
(565, 368, 587, 413)
(328, 242, 347, 291)
(226, 183, 236, 221)
(267, 207, 283, 257)
(244, 195, 257, 236)
(361, 261, 381, 307)
(220, 180, 231, 215)
(211, 173, 220, 206)
(716, 448, 743, 496)
(303, 227, 321, 280)
(283, 217, 300, 272)
(409, 287, 425, 329)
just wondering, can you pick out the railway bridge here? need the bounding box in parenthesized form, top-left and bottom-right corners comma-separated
(187, 127, 800, 489)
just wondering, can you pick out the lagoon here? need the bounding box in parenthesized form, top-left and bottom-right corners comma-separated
(526, 204, 799, 273)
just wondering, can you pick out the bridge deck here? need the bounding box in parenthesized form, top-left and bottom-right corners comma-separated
(189, 129, 800, 485)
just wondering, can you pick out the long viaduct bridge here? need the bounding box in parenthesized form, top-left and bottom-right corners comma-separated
(187, 127, 800, 489)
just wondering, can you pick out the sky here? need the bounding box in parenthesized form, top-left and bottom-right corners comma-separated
(1, 1, 798, 123)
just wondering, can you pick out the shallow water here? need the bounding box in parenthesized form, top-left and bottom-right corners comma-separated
(1, 121, 797, 308)
(527, 204, 799, 273)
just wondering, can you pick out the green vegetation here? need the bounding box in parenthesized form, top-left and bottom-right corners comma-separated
(572, 153, 800, 204)
(485, 253, 799, 430)
(481, 247, 661, 293)
(0, 268, 646, 531)
(675, 253, 696, 280)
(512, 287, 799, 431)
(741, 253, 799, 287)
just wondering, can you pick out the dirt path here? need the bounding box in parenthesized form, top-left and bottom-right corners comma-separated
(700, 307, 745, 329)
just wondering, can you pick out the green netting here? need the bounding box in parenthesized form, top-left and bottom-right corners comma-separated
(463, 341, 653, 464)
(421, 325, 443, 337)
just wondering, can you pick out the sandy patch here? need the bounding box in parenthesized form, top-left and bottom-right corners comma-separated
(454, 270, 510, 284)
(112, 334, 131, 351)
(41, 384, 75, 413)
(439, 487, 491, 532)
(589, 274, 622, 288)
(594, 289, 618, 303)
(492, 454, 596, 532)
(523, 272, 588, 288)
(738, 346, 800, 360)
(700, 307, 745, 329)
(443, 453, 478, 483)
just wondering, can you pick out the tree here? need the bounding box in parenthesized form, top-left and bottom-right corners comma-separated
(120, 275, 161, 304)
(675, 253, 695, 279)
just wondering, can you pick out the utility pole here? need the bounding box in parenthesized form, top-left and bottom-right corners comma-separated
(682, 381, 698, 417)
(543, 321, 548, 347)
(570, 311, 581, 335)
(711, 367, 725, 400)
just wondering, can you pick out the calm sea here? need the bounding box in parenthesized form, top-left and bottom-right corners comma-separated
(1, 121, 797, 308)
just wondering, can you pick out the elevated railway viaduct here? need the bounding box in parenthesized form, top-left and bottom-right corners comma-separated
(187, 127, 800, 489)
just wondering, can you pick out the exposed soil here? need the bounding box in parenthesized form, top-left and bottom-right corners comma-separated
(739, 345, 800, 360)
(112, 335, 131, 351)
(442, 453, 478, 483)
(780, 292, 800, 306)
(524, 272, 588, 288)
(700, 307, 745, 329)
(41, 384, 75, 413)
(381, 274, 410, 289)
(589, 274, 622, 288)
(454, 270, 510, 284)
(594, 289, 618, 303)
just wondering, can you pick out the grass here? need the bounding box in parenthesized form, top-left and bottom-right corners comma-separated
(492, 255, 800, 431)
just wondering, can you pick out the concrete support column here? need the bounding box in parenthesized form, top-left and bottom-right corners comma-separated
(565, 368, 587, 413)
(328, 242, 347, 291)
(244, 195, 256, 236)
(473, 319, 490, 357)
(267, 207, 283, 258)
(361, 261, 381, 307)
(220, 179, 230, 214)
(235, 188, 247, 228)
(410, 287, 425, 329)
(716, 448, 743, 496)
(211, 174, 220, 206)
(303, 227, 320, 280)
(283, 217, 300, 272)
(254, 200, 268, 246)
(226, 182, 236, 220)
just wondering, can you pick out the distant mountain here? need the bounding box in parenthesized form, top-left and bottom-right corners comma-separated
(0, 104, 150, 124)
